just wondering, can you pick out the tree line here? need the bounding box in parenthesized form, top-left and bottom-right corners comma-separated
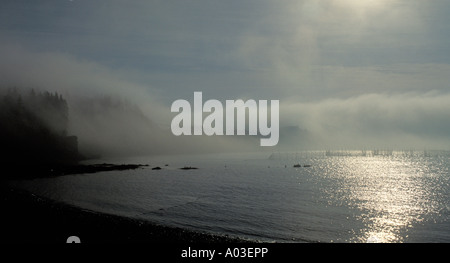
(0, 88, 80, 166)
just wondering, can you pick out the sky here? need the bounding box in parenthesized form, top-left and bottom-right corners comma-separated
(1, 0, 450, 154)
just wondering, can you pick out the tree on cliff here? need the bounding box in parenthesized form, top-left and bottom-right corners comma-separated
(0, 88, 80, 165)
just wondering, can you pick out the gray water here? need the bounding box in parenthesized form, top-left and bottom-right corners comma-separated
(12, 151, 450, 243)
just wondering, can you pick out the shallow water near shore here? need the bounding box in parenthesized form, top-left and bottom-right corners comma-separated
(10, 151, 450, 243)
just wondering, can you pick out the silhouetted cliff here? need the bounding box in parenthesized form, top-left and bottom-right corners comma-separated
(0, 88, 81, 165)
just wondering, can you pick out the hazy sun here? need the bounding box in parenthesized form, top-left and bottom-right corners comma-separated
(341, 0, 389, 12)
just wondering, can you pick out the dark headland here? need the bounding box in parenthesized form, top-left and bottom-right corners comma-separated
(0, 89, 151, 179)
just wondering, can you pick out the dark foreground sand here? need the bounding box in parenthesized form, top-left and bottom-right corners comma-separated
(0, 184, 252, 244)
(0, 163, 251, 244)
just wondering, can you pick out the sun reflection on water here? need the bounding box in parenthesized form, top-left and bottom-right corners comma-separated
(324, 153, 444, 243)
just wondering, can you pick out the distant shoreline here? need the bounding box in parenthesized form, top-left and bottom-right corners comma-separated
(2, 162, 150, 180)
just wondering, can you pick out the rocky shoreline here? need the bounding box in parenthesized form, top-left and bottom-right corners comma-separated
(2, 163, 149, 180)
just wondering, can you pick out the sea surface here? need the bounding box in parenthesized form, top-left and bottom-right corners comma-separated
(11, 151, 450, 243)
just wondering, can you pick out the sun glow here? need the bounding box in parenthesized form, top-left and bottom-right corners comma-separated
(337, 0, 391, 19)
(341, 0, 389, 10)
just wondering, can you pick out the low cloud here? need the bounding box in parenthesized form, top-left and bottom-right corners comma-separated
(281, 92, 450, 150)
(0, 44, 260, 157)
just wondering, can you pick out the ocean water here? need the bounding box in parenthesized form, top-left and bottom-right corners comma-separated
(11, 151, 450, 243)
